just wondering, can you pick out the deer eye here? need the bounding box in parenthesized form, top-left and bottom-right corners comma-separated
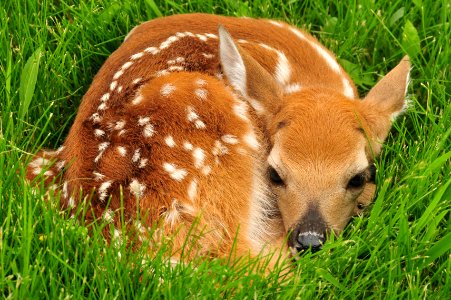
(347, 173, 366, 189)
(269, 167, 284, 186)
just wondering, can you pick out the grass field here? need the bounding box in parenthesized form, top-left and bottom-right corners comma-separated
(1, 0, 450, 298)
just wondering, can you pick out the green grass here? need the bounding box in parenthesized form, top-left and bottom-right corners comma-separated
(1, 0, 450, 298)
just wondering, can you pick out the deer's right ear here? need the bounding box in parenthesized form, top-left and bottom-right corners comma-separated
(218, 26, 282, 115)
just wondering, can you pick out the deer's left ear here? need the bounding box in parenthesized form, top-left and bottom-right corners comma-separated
(361, 56, 411, 143)
(218, 26, 282, 115)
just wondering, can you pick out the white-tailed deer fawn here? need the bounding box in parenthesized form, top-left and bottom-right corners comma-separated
(26, 13, 410, 263)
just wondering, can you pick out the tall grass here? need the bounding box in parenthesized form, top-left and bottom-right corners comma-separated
(1, 0, 450, 298)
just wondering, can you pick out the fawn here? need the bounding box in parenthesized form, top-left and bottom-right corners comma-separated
(26, 13, 410, 263)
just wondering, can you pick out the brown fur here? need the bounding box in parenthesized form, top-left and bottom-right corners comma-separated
(26, 13, 410, 264)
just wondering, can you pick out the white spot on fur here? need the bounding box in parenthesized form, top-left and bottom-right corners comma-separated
(195, 78, 206, 86)
(163, 163, 187, 181)
(138, 116, 150, 126)
(194, 88, 208, 101)
(68, 197, 75, 208)
(186, 106, 199, 122)
(29, 157, 50, 168)
(56, 160, 65, 170)
(113, 70, 124, 80)
(183, 141, 193, 151)
(95, 142, 110, 163)
(132, 148, 141, 163)
(161, 83, 176, 97)
(248, 98, 265, 114)
(342, 78, 355, 98)
(202, 53, 215, 59)
(132, 94, 143, 105)
(187, 179, 198, 201)
(132, 78, 142, 85)
(130, 179, 146, 199)
(101, 93, 110, 102)
(144, 47, 159, 55)
(164, 135, 176, 147)
(62, 181, 68, 199)
(143, 124, 155, 138)
(192, 147, 205, 169)
(274, 51, 291, 85)
(93, 171, 105, 181)
(212, 140, 229, 157)
(233, 101, 250, 122)
(243, 131, 260, 150)
(139, 158, 148, 168)
(98, 180, 113, 202)
(131, 52, 144, 60)
(117, 146, 127, 156)
(98, 103, 107, 110)
(194, 120, 206, 129)
(284, 83, 302, 94)
(221, 134, 239, 144)
(114, 120, 126, 130)
(103, 209, 114, 223)
(91, 113, 101, 123)
(155, 70, 170, 77)
(94, 129, 105, 137)
(205, 33, 218, 39)
(117, 86, 123, 93)
(110, 81, 118, 91)
(168, 66, 184, 72)
(121, 61, 133, 70)
(196, 33, 208, 41)
(201, 165, 212, 176)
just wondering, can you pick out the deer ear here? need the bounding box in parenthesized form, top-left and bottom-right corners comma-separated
(362, 56, 411, 143)
(218, 26, 282, 115)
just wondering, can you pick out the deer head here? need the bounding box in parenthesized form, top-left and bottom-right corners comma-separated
(218, 26, 410, 255)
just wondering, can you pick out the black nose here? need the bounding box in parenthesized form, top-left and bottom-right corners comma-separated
(296, 232, 325, 253)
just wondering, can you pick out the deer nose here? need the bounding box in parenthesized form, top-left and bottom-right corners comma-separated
(296, 232, 325, 253)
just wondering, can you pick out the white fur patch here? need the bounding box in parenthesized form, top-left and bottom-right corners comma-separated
(131, 52, 144, 60)
(117, 146, 127, 156)
(161, 83, 176, 97)
(130, 179, 146, 199)
(121, 61, 134, 70)
(138, 116, 150, 126)
(243, 131, 260, 150)
(221, 134, 239, 145)
(132, 94, 143, 105)
(113, 70, 124, 80)
(201, 165, 212, 176)
(194, 88, 208, 101)
(132, 148, 141, 162)
(342, 77, 355, 98)
(103, 209, 114, 223)
(183, 141, 193, 151)
(143, 124, 155, 138)
(101, 93, 110, 102)
(144, 47, 159, 55)
(110, 81, 118, 91)
(98, 180, 113, 202)
(284, 83, 302, 94)
(163, 163, 187, 181)
(164, 135, 176, 148)
(94, 129, 105, 137)
(274, 50, 291, 86)
(192, 147, 205, 169)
